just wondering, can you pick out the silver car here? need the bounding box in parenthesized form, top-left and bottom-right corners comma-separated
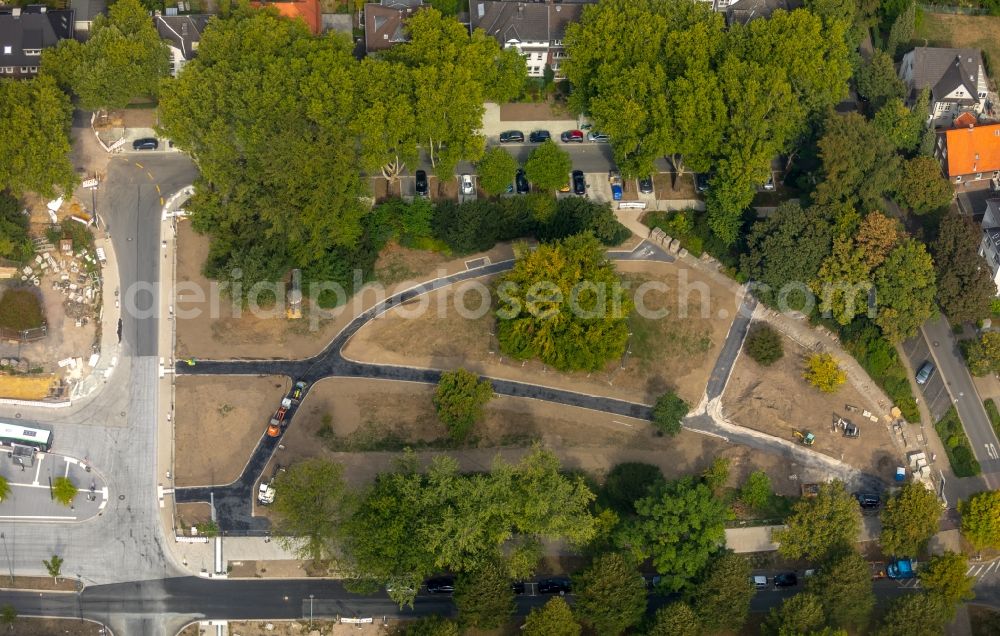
(460, 174, 474, 195)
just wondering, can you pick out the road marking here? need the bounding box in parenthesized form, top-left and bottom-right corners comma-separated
(974, 565, 985, 576)
(134, 162, 143, 169)
(986, 444, 998, 460)
(0, 515, 77, 521)
(32, 456, 43, 485)
(155, 184, 161, 194)
(160, 196, 165, 206)
(612, 420, 633, 427)
(986, 560, 998, 574)
(968, 566, 976, 575)
(147, 171, 155, 181)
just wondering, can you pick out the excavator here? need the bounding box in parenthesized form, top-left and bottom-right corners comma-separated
(793, 430, 816, 446)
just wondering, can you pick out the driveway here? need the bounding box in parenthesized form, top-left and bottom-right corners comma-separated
(919, 316, 1000, 488)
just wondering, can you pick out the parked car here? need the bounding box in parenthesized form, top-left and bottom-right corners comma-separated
(132, 137, 158, 151)
(538, 577, 572, 595)
(763, 175, 776, 191)
(854, 492, 881, 510)
(515, 168, 529, 194)
(529, 130, 551, 143)
(415, 170, 428, 197)
(587, 131, 609, 142)
(608, 170, 623, 201)
(291, 381, 307, 401)
(887, 559, 915, 579)
(460, 173, 474, 195)
(695, 172, 710, 193)
(774, 572, 798, 587)
(511, 581, 526, 595)
(572, 170, 586, 195)
(266, 420, 281, 437)
(499, 130, 524, 143)
(561, 129, 584, 143)
(274, 406, 288, 422)
(638, 175, 654, 194)
(915, 361, 935, 385)
(425, 576, 455, 594)
(750, 575, 768, 589)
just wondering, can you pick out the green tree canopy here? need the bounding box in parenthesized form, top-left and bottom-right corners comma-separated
(895, 156, 954, 214)
(775, 480, 860, 560)
(453, 559, 515, 629)
(874, 95, 926, 152)
(0, 194, 33, 263)
(41, 0, 168, 111)
(0, 76, 76, 197)
(741, 202, 833, 310)
(874, 592, 948, 636)
(687, 551, 753, 632)
(572, 553, 647, 635)
(961, 489, 1000, 551)
(43, 555, 63, 581)
(918, 551, 974, 618)
(762, 592, 826, 636)
(646, 602, 701, 636)
(476, 147, 519, 196)
(397, 615, 460, 636)
(598, 462, 665, 515)
(933, 212, 995, 324)
(873, 238, 937, 342)
(353, 58, 418, 183)
(739, 470, 773, 510)
(814, 112, 900, 212)
(651, 390, 688, 436)
(614, 476, 728, 591)
(855, 49, 906, 110)
(0, 476, 9, 503)
(745, 323, 784, 366)
(807, 550, 875, 630)
(523, 597, 580, 636)
(433, 368, 493, 441)
(51, 477, 76, 507)
(811, 236, 872, 326)
(272, 459, 351, 563)
(880, 482, 942, 557)
(523, 140, 572, 192)
(495, 233, 633, 372)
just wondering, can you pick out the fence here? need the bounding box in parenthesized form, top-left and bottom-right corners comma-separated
(0, 324, 47, 342)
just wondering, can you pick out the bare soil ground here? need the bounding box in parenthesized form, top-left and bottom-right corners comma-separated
(221, 621, 392, 635)
(175, 502, 213, 534)
(653, 172, 697, 200)
(342, 260, 739, 405)
(0, 575, 77, 591)
(0, 618, 107, 635)
(263, 378, 801, 497)
(500, 102, 572, 120)
(722, 331, 905, 480)
(174, 222, 513, 360)
(174, 376, 289, 487)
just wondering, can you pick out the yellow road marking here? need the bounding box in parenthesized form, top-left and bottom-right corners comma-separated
(147, 171, 154, 180)
(155, 184, 161, 194)
(160, 197, 165, 206)
(134, 163, 143, 169)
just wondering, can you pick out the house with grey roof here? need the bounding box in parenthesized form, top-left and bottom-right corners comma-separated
(0, 5, 73, 78)
(469, 0, 591, 79)
(364, 0, 423, 55)
(723, 0, 801, 25)
(979, 198, 1000, 294)
(899, 47, 989, 128)
(70, 0, 105, 38)
(156, 14, 211, 76)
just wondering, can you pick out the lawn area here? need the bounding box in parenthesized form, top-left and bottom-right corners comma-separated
(985, 398, 1000, 439)
(914, 12, 1000, 82)
(935, 406, 982, 477)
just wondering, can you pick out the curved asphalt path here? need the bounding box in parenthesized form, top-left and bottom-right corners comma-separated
(174, 243, 882, 533)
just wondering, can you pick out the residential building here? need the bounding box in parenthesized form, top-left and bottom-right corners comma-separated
(978, 198, 1000, 293)
(899, 47, 989, 127)
(364, 0, 423, 55)
(936, 122, 1000, 186)
(724, 0, 801, 25)
(253, 0, 321, 35)
(70, 0, 105, 38)
(0, 5, 74, 78)
(156, 14, 211, 76)
(469, 0, 591, 79)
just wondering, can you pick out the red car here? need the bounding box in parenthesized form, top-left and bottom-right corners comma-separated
(560, 130, 584, 143)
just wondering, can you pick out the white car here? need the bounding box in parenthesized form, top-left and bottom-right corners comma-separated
(460, 174, 474, 195)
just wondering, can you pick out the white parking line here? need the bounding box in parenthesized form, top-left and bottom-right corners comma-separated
(974, 565, 985, 576)
(968, 566, 977, 575)
(986, 560, 998, 574)
(32, 456, 44, 485)
(0, 515, 77, 521)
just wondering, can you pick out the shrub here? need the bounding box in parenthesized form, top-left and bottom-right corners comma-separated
(935, 407, 981, 477)
(0, 289, 44, 331)
(739, 470, 772, 510)
(839, 319, 919, 422)
(803, 353, 846, 393)
(651, 390, 689, 436)
(433, 369, 494, 441)
(745, 324, 783, 366)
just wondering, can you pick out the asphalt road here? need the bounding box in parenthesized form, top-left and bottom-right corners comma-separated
(705, 294, 757, 400)
(920, 316, 1000, 487)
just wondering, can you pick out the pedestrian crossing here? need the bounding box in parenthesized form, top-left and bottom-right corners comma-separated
(965, 558, 1000, 581)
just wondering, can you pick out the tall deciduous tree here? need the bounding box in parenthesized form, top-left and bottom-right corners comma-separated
(873, 239, 936, 342)
(874, 97, 925, 152)
(0, 76, 77, 197)
(272, 459, 351, 563)
(614, 477, 727, 591)
(880, 482, 942, 557)
(494, 234, 632, 372)
(886, 1, 916, 58)
(762, 593, 826, 636)
(933, 212, 995, 324)
(895, 156, 954, 214)
(523, 140, 572, 192)
(807, 550, 875, 630)
(523, 597, 580, 636)
(812, 237, 872, 326)
(453, 559, 515, 629)
(572, 553, 646, 635)
(775, 480, 860, 560)
(855, 49, 906, 110)
(651, 390, 688, 436)
(353, 58, 418, 184)
(476, 147, 519, 196)
(41, 0, 168, 111)
(688, 552, 753, 632)
(855, 211, 900, 269)
(646, 602, 701, 636)
(814, 113, 900, 211)
(875, 592, 948, 636)
(960, 490, 1000, 551)
(918, 552, 974, 617)
(433, 368, 493, 441)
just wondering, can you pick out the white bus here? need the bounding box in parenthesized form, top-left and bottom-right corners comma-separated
(0, 422, 52, 452)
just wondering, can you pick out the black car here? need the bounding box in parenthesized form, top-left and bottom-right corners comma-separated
(695, 173, 710, 193)
(572, 170, 586, 196)
(499, 130, 525, 143)
(132, 137, 158, 151)
(515, 168, 529, 194)
(538, 577, 572, 595)
(774, 572, 798, 588)
(415, 170, 428, 197)
(638, 175, 654, 194)
(528, 130, 551, 143)
(425, 576, 454, 594)
(511, 581, 526, 595)
(855, 492, 881, 510)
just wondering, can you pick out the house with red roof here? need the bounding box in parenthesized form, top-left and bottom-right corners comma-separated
(253, 0, 321, 35)
(935, 122, 1000, 187)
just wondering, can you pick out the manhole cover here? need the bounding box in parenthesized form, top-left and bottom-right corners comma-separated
(118, 494, 125, 500)
(14, 413, 20, 419)
(120, 411, 126, 417)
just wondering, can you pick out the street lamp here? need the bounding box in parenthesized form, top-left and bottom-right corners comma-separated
(309, 594, 314, 628)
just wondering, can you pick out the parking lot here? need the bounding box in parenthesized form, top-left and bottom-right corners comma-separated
(902, 334, 952, 422)
(0, 450, 108, 522)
